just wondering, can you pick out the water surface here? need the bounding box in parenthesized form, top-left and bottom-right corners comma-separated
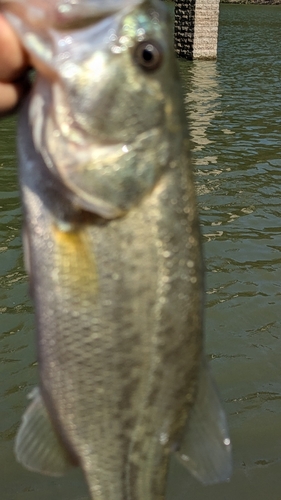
(1, 4, 281, 499)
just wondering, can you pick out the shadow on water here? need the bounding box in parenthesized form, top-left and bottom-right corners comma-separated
(1, 3, 281, 499)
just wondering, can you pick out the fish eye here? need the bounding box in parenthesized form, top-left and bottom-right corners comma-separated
(133, 41, 163, 71)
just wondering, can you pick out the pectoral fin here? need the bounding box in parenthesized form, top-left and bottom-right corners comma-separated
(15, 387, 75, 476)
(176, 359, 232, 485)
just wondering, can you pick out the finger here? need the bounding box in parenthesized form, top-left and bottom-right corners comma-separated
(0, 13, 29, 81)
(0, 78, 30, 117)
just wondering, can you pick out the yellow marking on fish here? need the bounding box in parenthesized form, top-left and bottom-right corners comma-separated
(51, 222, 98, 294)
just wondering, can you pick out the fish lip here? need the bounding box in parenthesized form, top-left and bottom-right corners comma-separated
(52, 0, 144, 30)
(1, 0, 143, 31)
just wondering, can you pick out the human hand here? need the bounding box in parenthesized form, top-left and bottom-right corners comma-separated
(0, 14, 30, 116)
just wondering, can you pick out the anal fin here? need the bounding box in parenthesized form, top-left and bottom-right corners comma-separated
(176, 359, 232, 485)
(15, 386, 75, 477)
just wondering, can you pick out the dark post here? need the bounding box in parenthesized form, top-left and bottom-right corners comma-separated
(174, 0, 220, 60)
(174, 0, 196, 60)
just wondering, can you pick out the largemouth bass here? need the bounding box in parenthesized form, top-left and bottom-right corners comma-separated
(0, 1, 232, 499)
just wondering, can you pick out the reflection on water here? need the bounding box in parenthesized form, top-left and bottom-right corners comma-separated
(1, 3, 281, 500)
(180, 59, 223, 199)
(181, 60, 221, 165)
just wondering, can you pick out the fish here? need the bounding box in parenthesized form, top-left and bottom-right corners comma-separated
(0, 0, 232, 499)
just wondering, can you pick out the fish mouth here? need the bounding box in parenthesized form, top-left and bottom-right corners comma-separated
(1, 0, 144, 31)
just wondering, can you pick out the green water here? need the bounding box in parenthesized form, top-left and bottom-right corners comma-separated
(1, 4, 281, 499)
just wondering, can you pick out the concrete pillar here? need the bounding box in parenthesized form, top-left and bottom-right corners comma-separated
(174, 0, 220, 60)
